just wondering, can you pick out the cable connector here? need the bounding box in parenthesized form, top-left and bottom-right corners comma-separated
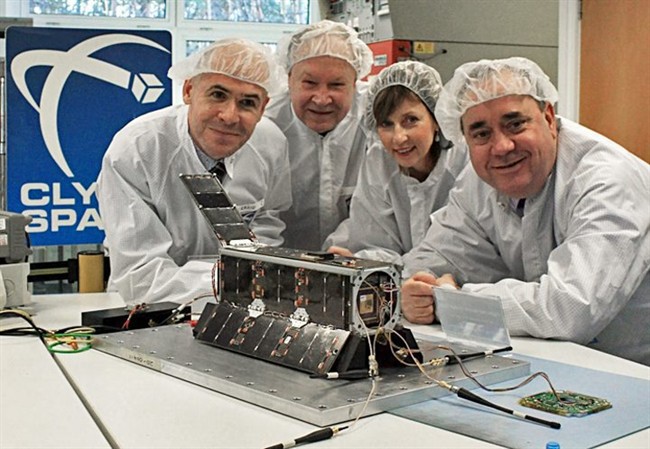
(368, 354, 379, 377)
(310, 369, 369, 380)
(170, 313, 189, 324)
(264, 425, 348, 449)
(437, 380, 458, 393)
(444, 346, 513, 366)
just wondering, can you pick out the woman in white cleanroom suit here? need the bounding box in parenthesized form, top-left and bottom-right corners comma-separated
(325, 61, 468, 264)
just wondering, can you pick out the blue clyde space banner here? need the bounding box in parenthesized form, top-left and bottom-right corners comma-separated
(6, 27, 172, 246)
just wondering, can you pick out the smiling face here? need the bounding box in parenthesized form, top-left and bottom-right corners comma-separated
(183, 72, 268, 159)
(376, 95, 438, 180)
(288, 56, 357, 134)
(461, 95, 558, 199)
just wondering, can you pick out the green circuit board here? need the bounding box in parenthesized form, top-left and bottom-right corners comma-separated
(519, 390, 612, 417)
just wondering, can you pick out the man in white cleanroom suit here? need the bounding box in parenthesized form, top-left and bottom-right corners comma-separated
(265, 20, 373, 251)
(401, 57, 650, 365)
(97, 39, 291, 305)
(325, 61, 468, 264)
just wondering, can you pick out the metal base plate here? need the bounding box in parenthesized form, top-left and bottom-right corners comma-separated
(94, 324, 530, 426)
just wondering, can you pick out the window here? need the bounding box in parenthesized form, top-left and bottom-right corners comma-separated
(27, 0, 310, 24)
(184, 0, 309, 24)
(185, 39, 276, 57)
(29, 0, 167, 19)
(19, 0, 316, 61)
(11, 0, 319, 70)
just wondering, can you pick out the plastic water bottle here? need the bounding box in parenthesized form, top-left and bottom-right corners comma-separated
(546, 442, 560, 449)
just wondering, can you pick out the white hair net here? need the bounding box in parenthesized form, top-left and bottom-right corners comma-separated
(365, 60, 444, 131)
(435, 57, 559, 145)
(277, 20, 373, 79)
(167, 38, 283, 97)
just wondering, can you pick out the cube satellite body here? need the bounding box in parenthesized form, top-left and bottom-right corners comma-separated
(180, 174, 415, 375)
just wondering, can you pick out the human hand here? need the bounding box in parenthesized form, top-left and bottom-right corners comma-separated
(434, 273, 458, 290)
(327, 246, 354, 257)
(401, 272, 438, 324)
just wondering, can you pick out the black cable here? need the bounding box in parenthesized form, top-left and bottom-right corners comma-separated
(0, 325, 51, 337)
(158, 305, 188, 326)
(264, 426, 348, 449)
(444, 346, 513, 365)
(0, 323, 114, 337)
(454, 386, 561, 429)
(0, 311, 48, 346)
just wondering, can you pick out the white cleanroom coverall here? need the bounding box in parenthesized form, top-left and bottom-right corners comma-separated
(265, 83, 368, 251)
(325, 136, 469, 264)
(403, 117, 650, 365)
(97, 105, 291, 305)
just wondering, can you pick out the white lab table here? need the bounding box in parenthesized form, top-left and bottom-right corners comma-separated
(0, 293, 115, 449)
(1, 293, 648, 449)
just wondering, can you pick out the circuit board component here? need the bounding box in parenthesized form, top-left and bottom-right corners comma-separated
(519, 390, 612, 417)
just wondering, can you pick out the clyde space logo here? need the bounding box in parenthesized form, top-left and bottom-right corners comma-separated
(6, 27, 172, 246)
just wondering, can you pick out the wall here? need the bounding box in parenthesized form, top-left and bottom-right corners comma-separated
(326, 0, 559, 84)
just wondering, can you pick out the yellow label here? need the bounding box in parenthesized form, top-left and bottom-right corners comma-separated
(413, 41, 435, 54)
